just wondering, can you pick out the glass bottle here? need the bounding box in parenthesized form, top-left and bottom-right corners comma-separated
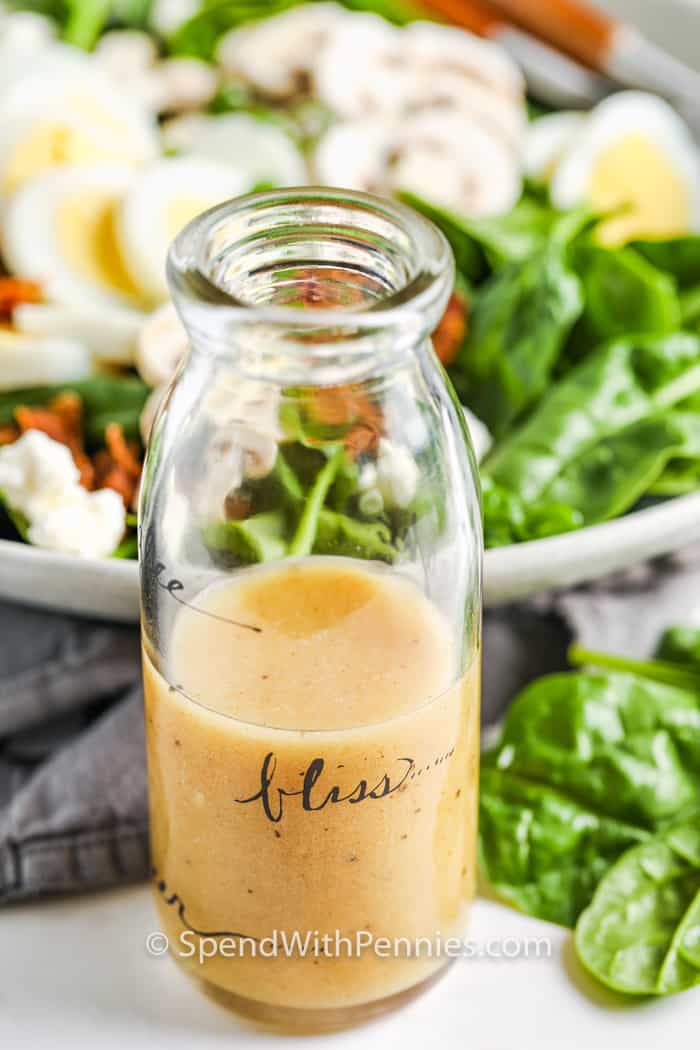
(139, 188, 482, 1032)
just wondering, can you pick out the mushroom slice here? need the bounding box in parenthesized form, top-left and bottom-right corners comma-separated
(136, 303, 188, 387)
(313, 17, 525, 144)
(217, 3, 349, 99)
(404, 22, 525, 105)
(314, 111, 521, 218)
(313, 118, 395, 195)
(390, 111, 522, 216)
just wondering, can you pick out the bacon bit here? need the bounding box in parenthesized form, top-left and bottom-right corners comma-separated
(433, 291, 468, 367)
(0, 424, 18, 445)
(298, 268, 368, 309)
(15, 393, 95, 488)
(224, 489, 252, 521)
(308, 384, 383, 459)
(93, 422, 142, 508)
(0, 278, 42, 322)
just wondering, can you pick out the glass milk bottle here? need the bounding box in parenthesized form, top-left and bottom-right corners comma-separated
(139, 188, 482, 1032)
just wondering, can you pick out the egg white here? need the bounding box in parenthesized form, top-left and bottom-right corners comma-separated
(551, 91, 700, 242)
(0, 52, 159, 194)
(523, 111, 586, 181)
(115, 156, 252, 304)
(1, 164, 146, 313)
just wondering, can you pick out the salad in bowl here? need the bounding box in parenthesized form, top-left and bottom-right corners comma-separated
(0, 0, 699, 588)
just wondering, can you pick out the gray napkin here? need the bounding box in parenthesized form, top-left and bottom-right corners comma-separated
(1, 547, 699, 905)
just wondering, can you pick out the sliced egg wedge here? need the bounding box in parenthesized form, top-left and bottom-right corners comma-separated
(161, 112, 307, 187)
(1, 164, 146, 313)
(550, 91, 700, 244)
(523, 112, 586, 181)
(115, 156, 252, 304)
(13, 302, 143, 366)
(0, 50, 158, 194)
(0, 329, 91, 391)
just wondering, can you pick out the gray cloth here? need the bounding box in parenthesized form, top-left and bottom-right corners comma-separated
(1, 547, 699, 905)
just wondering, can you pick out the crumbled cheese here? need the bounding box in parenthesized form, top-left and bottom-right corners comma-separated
(0, 430, 126, 558)
(374, 438, 419, 509)
(0, 429, 78, 516)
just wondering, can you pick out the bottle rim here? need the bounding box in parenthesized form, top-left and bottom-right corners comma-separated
(167, 186, 454, 338)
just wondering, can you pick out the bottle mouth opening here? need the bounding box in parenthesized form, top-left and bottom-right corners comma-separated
(167, 187, 453, 340)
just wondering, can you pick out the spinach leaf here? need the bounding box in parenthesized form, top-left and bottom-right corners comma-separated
(480, 670, 700, 927)
(657, 627, 700, 671)
(14, 0, 154, 48)
(487, 671, 700, 830)
(481, 477, 582, 548)
(0, 376, 150, 445)
(169, 0, 418, 59)
(568, 641, 700, 694)
(401, 192, 557, 279)
(314, 509, 397, 562)
(649, 457, 700, 497)
(479, 767, 649, 928)
(569, 242, 681, 355)
(680, 285, 700, 328)
(575, 821, 700, 996)
(0, 490, 30, 541)
(483, 333, 700, 506)
(203, 510, 289, 563)
(540, 410, 700, 527)
(169, 0, 300, 58)
(452, 243, 583, 437)
(288, 445, 344, 557)
(632, 235, 700, 288)
(112, 533, 138, 559)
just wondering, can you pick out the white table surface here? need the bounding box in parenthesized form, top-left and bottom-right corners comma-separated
(1, 886, 697, 1049)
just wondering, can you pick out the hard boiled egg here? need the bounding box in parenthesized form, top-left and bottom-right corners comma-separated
(161, 112, 307, 187)
(115, 156, 251, 304)
(0, 50, 158, 194)
(550, 91, 700, 244)
(13, 302, 143, 366)
(0, 329, 90, 391)
(523, 111, 586, 181)
(1, 165, 146, 314)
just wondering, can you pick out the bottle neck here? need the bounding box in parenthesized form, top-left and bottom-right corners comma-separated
(168, 188, 453, 386)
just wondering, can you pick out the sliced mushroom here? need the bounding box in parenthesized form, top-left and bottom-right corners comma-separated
(314, 110, 521, 217)
(313, 17, 525, 146)
(216, 2, 348, 99)
(93, 30, 158, 76)
(136, 303, 188, 388)
(154, 57, 219, 113)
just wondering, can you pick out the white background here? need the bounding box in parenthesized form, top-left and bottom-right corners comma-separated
(1, 886, 697, 1049)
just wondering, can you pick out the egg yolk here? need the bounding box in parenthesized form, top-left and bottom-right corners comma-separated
(55, 192, 143, 303)
(3, 122, 102, 194)
(588, 133, 692, 245)
(166, 197, 220, 241)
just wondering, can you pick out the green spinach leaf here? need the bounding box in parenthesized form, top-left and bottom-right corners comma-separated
(657, 626, 700, 671)
(0, 489, 30, 541)
(483, 333, 700, 511)
(569, 242, 681, 355)
(480, 767, 649, 928)
(632, 235, 700, 288)
(479, 670, 700, 926)
(575, 821, 700, 996)
(452, 243, 583, 437)
(0, 376, 150, 445)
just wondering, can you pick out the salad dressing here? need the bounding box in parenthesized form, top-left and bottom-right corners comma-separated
(143, 557, 480, 1014)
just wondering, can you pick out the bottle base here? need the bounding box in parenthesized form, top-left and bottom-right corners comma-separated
(201, 960, 452, 1034)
